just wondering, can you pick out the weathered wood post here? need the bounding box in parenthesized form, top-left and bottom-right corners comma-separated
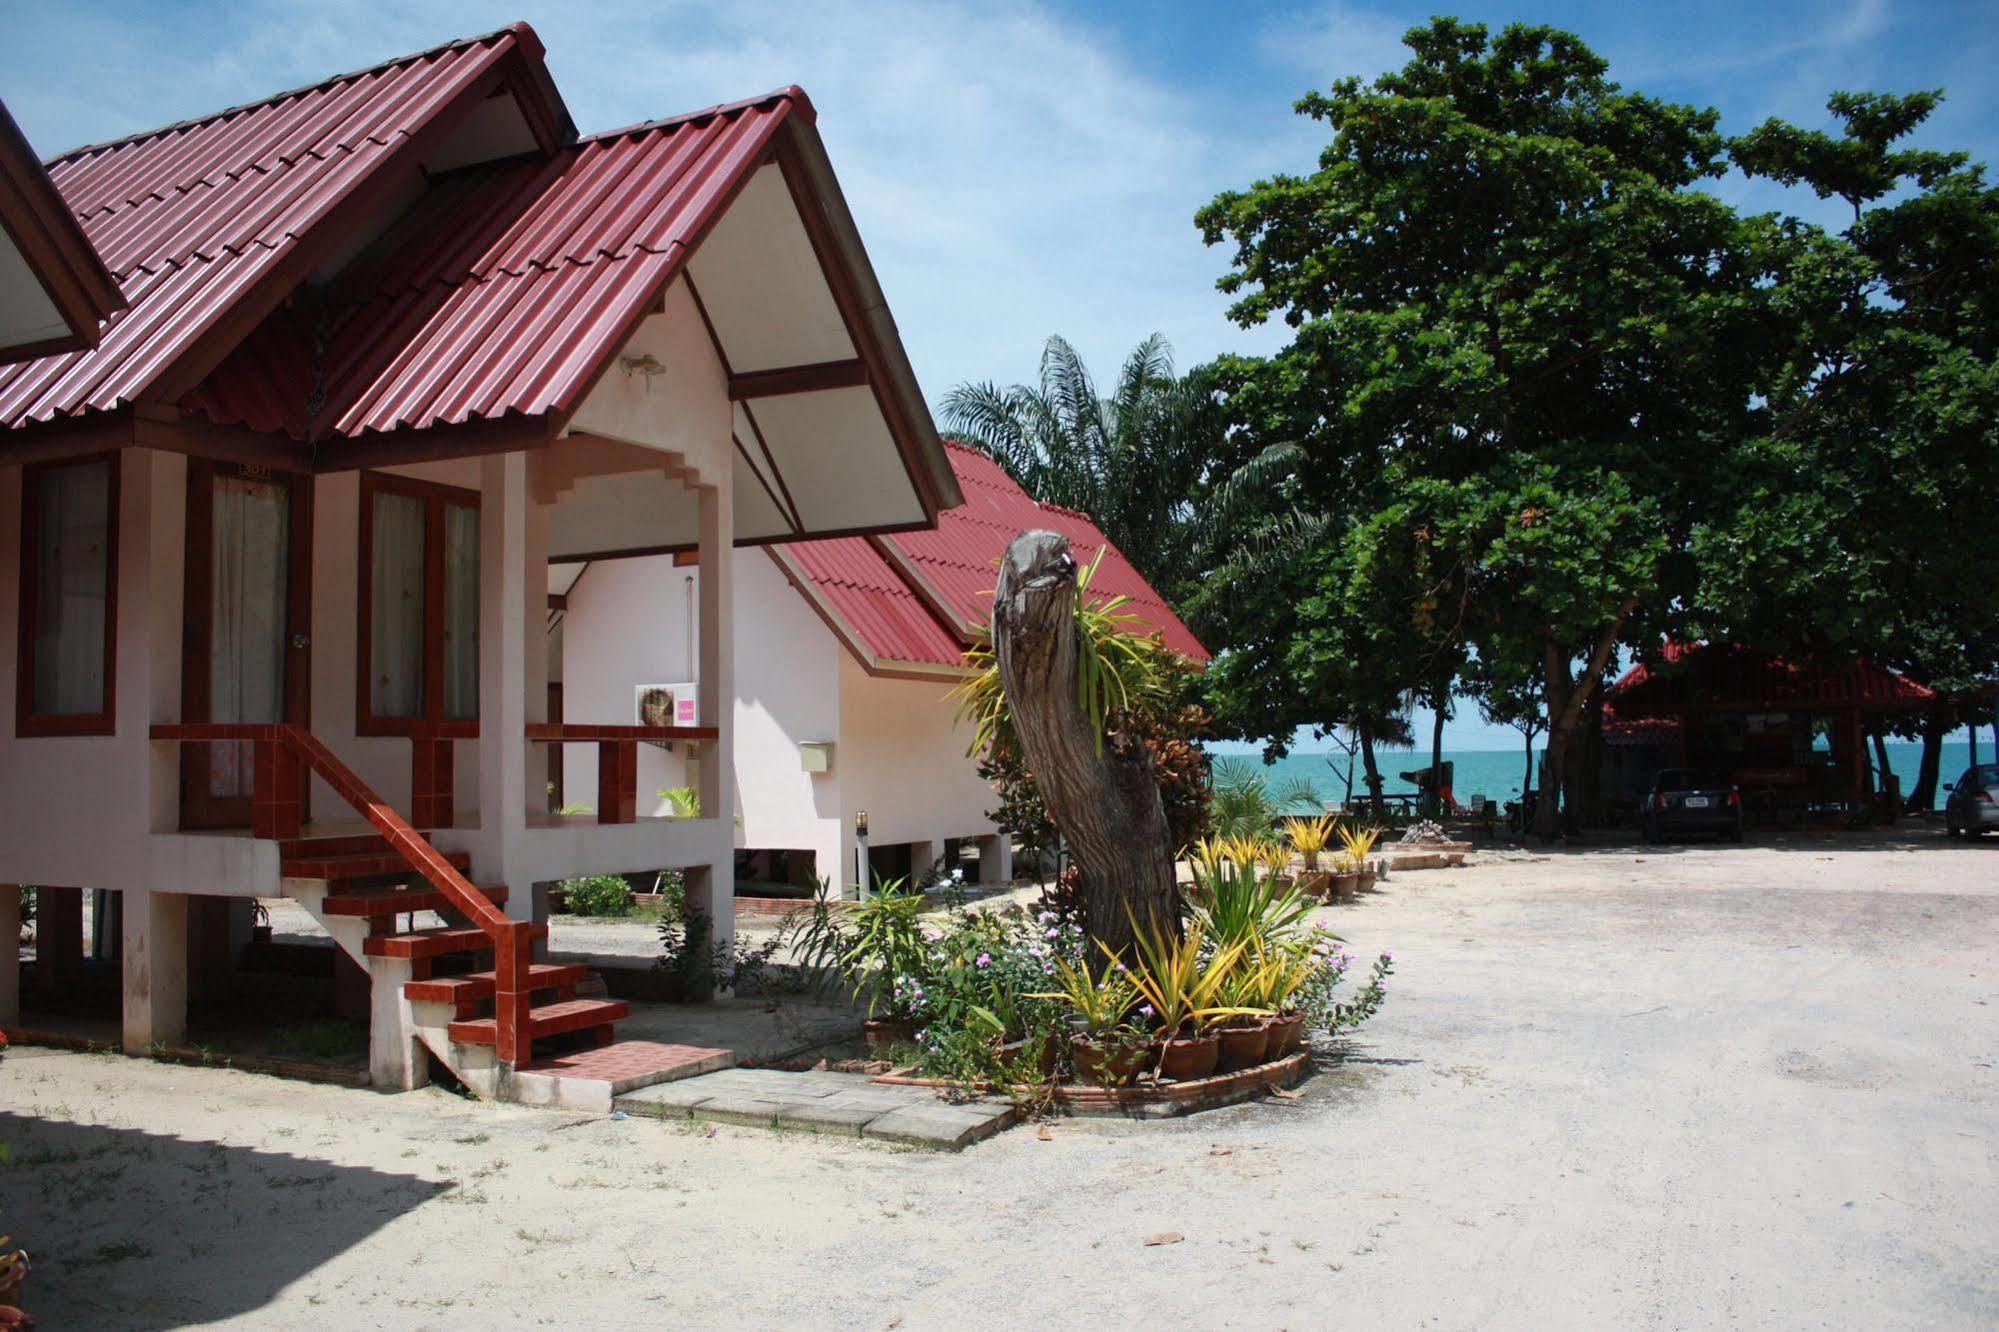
(992, 530, 1178, 959)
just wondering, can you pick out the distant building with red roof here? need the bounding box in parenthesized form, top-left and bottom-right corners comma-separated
(1601, 641, 1934, 818)
(556, 441, 1205, 895)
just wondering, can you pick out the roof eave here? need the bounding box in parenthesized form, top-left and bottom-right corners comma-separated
(0, 99, 123, 364)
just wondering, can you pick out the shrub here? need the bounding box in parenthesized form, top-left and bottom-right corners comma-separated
(561, 874, 634, 918)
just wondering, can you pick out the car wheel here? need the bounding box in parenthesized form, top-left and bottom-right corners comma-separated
(1946, 819, 1961, 839)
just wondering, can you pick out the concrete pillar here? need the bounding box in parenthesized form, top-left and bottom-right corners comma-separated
(523, 483, 551, 825)
(122, 889, 188, 1053)
(368, 958, 428, 1091)
(905, 840, 941, 888)
(36, 885, 83, 998)
(977, 833, 1013, 886)
(693, 480, 735, 948)
(812, 824, 852, 901)
(478, 452, 531, 918)
(0, 887, 18, 1027)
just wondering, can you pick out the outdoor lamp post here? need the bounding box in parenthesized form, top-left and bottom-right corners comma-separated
(854, 809, 870, 900)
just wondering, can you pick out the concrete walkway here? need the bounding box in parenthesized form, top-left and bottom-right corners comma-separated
(618, 1067, 1018, 1149)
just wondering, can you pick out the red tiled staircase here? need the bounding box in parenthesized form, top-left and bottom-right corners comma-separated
(155, 723, 730, 1106)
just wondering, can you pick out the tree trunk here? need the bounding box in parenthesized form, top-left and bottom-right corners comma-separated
(1360, 728, 1384, 813)
(993, 530, 1177, 960)
(1521, 727, 1538, 804)
(1428, 699, 1447, 817)
(1907, 709, 1946, 810)
(1534, 606, 1634, 841)
(1870, 729, 1892, 796)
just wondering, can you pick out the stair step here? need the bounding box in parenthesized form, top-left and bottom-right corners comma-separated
(282, 848, 472, 881)
(404, 963, 587, 1005)
(322, 882, 508, 918)
(277, 833, 390, 860)
(448, 998, 628, 1046)
(361, 923, 548, 960)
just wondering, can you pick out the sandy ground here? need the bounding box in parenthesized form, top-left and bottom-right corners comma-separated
(3, 831, 1995, 1329)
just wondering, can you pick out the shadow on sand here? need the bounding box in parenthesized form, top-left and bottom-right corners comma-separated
(0, 1110, 447, 1328)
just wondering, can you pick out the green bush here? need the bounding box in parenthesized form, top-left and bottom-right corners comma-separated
(562, 874, 634, 918)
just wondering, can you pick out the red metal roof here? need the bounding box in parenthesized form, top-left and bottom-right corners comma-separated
(778, 442, 1208, 671)
(777, 538, 967, 669)
(0, 27, 528, 429)
(1606, 641, 1935, 715)
(185, 90, 803, 439)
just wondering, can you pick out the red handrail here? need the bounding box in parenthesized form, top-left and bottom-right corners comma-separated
(153, 722, 531, 1063)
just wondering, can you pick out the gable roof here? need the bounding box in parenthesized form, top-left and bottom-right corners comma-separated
(1606, 641, 1935, 716)
(0, 24, 555, 431)
(0, 97, 123, 364)
(0, 23, 958, 531)
(770, 441, 1208, 676)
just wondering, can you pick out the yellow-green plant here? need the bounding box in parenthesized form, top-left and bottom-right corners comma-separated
(1121, 916, 1253, 1036)
(1214, 944, 1289, 1018)
(949, 547, 1167, 758)
(1246, 940, 1322, 1013)
(1283, 814, 1337, 872)
(1337, 822, 1381, 871)
(1033, 955, 1140, 1040)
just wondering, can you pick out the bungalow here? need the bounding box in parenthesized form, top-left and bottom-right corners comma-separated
(0, 23, 960, 1106)
(552, 440, 1208, 898)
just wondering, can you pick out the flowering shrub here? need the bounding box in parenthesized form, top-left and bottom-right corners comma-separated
(1288, 933, 1394, 1036)
(900, 905, 1083, 1085)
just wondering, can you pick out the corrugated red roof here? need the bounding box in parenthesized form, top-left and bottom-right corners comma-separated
(778, 442, 1208, 670)
(0, 27, 527, 429)
(779, 538, 966, 669)
(1606, 641, 1934, 715)
(185, 91, 802, 438)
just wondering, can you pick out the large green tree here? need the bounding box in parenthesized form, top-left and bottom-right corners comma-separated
(1696, 92, 1999, 804)
(1196, 18, 1781, 836)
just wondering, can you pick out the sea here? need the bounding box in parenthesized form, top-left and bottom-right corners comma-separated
(1213, 739, 1986, 813)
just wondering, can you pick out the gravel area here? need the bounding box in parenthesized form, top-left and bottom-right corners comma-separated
(4, 830, 1994, 1328)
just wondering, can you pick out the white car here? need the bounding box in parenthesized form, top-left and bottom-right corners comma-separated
(1943, 764, 1999, 838)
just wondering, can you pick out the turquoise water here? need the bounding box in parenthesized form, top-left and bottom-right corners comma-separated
(1217, 740, 1983, 812)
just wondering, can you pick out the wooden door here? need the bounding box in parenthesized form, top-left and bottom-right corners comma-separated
(180, 461, 313, 829)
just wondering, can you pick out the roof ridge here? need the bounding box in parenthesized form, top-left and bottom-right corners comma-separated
(46, 22, 535, 164)
(578, 86, 813, 143)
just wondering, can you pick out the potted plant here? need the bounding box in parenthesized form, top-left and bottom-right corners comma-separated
(1251, 942, 1320, 1058)
(1126, 919, 1250, 1082)
(1283, 815, 1337, 899)
(838, 877, 931, 1050)
(1038, 955, 1148, 1086)
(1337, 823, 1382, 894)
(1212, 949, 1282, 1073)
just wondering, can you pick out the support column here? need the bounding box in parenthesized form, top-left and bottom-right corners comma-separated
(478, 452, 531, 919)
(694, 480, 736, 949)
(122, 889, 188, 1053)
(977, 833, 1013, 887)
(0, 887, 18, 1027)
(36, 885, 83, 999)
(905, 840, 941, 887)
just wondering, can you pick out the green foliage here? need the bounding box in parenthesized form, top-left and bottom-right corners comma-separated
(1209, 758, 1318, 838)
(839, 878, 930, 1018)
(560, 874, 634, 918)
(657, 786, 701, 818)
(655, 908, 780, 998)
(1183, 847, 1316, 955)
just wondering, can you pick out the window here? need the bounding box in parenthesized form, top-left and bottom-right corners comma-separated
(357, 472, 479, 734)
(17, 455, 119, 735)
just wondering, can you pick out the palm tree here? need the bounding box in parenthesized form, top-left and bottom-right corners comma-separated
(941, 335, 1218, 594)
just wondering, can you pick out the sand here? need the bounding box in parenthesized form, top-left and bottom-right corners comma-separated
(2, 830, 1994, 1329)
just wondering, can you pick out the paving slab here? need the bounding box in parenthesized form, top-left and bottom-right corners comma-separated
(615, 1068, 1018, 1149)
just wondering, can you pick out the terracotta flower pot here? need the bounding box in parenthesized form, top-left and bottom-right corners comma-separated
(1297, 869, 1333, 901)
(1214, 1020, 1271, 1073)
(1332, 870, 1362, 897)
(1069, 1034, 1149, 1087)
(997, 1034, 1060, 1079)
(864, 1016, 918, 1053)
(1355, 870, 1379, 893)
(1156, 1031, 1220, 1081)
(1264, 1012, 1305, 1059)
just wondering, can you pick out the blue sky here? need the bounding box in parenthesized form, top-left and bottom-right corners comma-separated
(7, 1, 1992, 752)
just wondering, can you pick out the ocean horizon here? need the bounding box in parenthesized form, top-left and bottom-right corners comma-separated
(1211, 739, 1986, 812)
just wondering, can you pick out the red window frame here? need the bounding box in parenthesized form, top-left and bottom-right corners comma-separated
(16, 452, 120, 737)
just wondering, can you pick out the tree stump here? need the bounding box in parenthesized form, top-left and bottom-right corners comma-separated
(993, 530, 1179, 959)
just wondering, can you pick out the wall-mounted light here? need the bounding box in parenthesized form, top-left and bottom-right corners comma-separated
(620, 353, 666, 387)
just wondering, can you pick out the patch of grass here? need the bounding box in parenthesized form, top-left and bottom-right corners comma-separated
(79, 1240, 153, 1267)
(453, 1132, 490, 1146)
(271, 1018, 368, 1062)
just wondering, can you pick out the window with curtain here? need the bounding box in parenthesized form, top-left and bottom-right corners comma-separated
(359, 473, 479, 731)
(208, 474, 290, 796)
(20, 456, 118, 732)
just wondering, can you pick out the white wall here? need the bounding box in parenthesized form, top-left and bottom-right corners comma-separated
(560, 548, 1000, 894)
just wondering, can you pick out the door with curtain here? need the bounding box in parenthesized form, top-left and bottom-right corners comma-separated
(180, 461, 313, 829)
